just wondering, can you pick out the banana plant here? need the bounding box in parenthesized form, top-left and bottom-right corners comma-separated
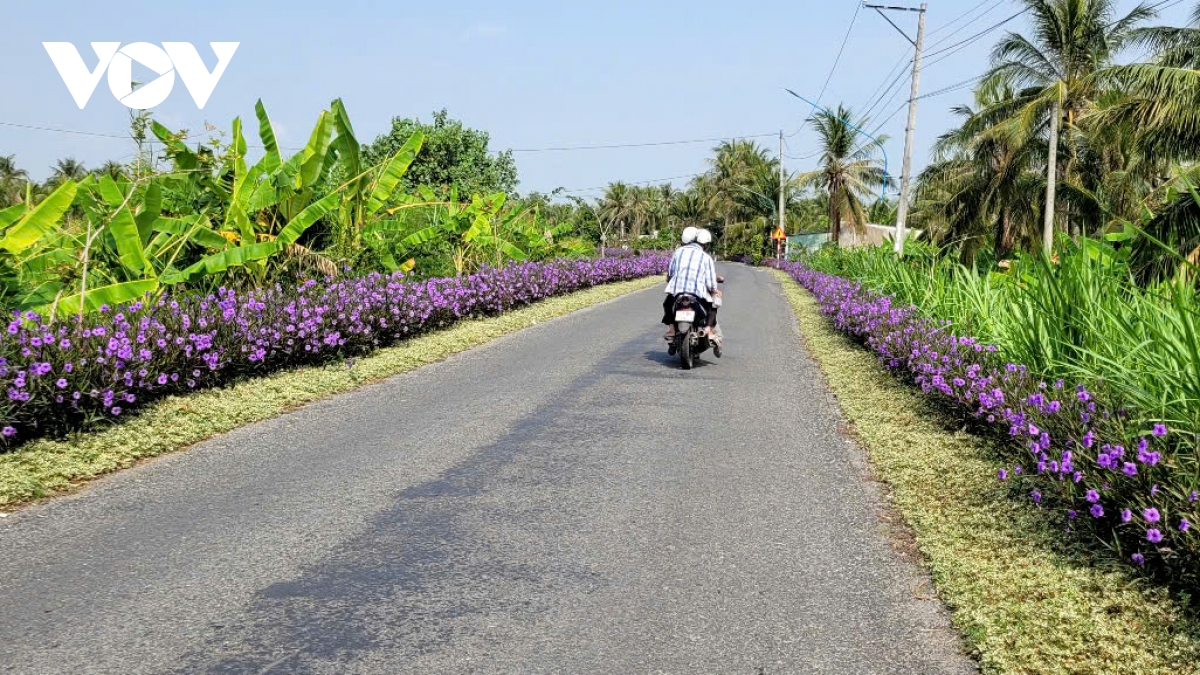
(325, 99, 425, 261)
(0, 99, 427, 316)
(370, 188, 527, 275)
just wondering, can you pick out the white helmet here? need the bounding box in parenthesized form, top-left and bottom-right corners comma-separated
(696, 228, 713, 246)
(681, 226, 699, 244)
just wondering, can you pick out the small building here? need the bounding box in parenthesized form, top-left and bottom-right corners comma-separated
(785, 224, 922, 257)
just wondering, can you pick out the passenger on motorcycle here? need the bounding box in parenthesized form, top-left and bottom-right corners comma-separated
(695, 228, 723, 348)
(662, 226, 718, 342)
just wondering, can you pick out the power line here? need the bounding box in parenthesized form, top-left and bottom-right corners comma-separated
(2, 117, 774, 157)
(923, 9, 1029, 63)
(926, 0, 996, 36)
(916, 74, 986, 100)
(559, 171, 705, 193)
(784, 151, 822, 161)
(0, 120, 131, 139)
(816, 1, 864, 107)
(871, 101, 909, 137)
(858, 50, 913, 114)
(862, 66, 910, 122)
(925, 0, 1008, 49)
(785, 3, 865, 140)
(507, 132, 777, 153)
(865, 69, 910, 124)
(0, 119, 293, 151)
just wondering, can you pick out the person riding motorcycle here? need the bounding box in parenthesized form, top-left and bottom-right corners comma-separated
(663, 227, 719, 346)
(695, 228, 723, 350)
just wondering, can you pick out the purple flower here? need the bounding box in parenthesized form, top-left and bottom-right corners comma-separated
(1031, 489, 1042, 504)
(1152, 423, 1168, 437)
(1085, 489, 1100, 503)
(1144, 508, 1161, 524)
(998, 469, 1008, 481)
(1132, 552, 1145, 566)
(1121, 509, 1133, 523)
(1181, 518, 1191, 532)
(1122, 462, 1138, 476)
(1147, 529, 1163, 543)
(1090, 504, 1104, 518)
(1, 426, 15, 437)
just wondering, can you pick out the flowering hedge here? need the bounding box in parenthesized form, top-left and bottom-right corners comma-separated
(771, 261, 1199, 582)
(2, 254, 668, 444)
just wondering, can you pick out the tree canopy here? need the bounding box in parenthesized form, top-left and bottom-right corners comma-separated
(362, 109, 518, 198)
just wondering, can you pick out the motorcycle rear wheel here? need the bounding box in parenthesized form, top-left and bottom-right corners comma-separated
(677, 325, 693, 370)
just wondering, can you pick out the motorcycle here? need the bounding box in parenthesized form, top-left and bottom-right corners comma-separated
(667, 277, 723, 370)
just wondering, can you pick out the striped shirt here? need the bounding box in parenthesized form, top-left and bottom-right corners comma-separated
(665, 244, 717, 302)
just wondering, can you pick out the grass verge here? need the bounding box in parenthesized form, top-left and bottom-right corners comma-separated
(774, 270, 1200, 675)
(0, 276, 659, 510)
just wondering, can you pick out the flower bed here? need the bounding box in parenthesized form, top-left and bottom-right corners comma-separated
(2, 254, 668, 444)
(770, 260, 1199, 583)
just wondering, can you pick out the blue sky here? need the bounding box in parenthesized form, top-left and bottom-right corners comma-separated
(2, 0, 1193, 198)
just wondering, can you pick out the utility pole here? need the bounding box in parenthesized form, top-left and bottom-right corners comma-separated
(779, 130, 786, 258)
(866, 2, 927, 256)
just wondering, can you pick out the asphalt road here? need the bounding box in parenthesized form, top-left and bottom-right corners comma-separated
(0, 264, 975, 675)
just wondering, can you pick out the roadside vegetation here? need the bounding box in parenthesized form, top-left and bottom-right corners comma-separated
(0, 99, 677, 450)
(776, 271, 1200, 675)
(0, 275, 658, 508)
(767, 0, 1200, 590)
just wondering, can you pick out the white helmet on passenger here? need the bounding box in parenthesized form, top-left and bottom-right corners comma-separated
(696, 228, 713, 246)
(681, 226, 699, 244)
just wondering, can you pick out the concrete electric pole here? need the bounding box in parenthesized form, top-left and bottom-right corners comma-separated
(866, 2, 927, 256)
(779, 130, 786, 258)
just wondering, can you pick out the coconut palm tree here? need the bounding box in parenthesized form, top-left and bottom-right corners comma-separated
(94, 160, 128, 180)
(0, 155, 29, 207)
(911, 85, 1050, 264)
(599, 182, 636, 240)
(670, 190, 708, 227)
(797, 103, 889, 245)
(981, 0, 1156, 252)
(1088, 3, 1200, 278)
(49, 157, 88, 185)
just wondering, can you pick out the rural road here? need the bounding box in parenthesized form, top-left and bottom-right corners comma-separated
(0, 265, 974, 675)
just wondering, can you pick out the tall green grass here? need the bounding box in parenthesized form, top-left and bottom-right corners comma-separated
(804, 239, 1199, 454)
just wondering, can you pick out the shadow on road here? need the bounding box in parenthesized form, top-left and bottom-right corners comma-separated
(643, 349, 712, 369)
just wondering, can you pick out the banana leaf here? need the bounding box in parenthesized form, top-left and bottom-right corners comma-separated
(49, 278, 160, 316)
(162, 241, 280, 285)
(331, 99, 361, 180)
(281, 110, 334, 190)
(108, 204, 151, 277)
(0, 203, 26, 231)
(151, 121, 200, 170)
(366, 131, 425, 216)
(15, 279, 65, 310)
(276, 192, 340, 248)
(97, 175, 126, 207)
(246, 179, 278, 213)
(254, 99, 282, 174)
(151, 216, 229, 250)
(0, 181, 76, 254)
(463, 213, 492, 242)
(135, 181, 163, 244)
(393, 225, 444, 252)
